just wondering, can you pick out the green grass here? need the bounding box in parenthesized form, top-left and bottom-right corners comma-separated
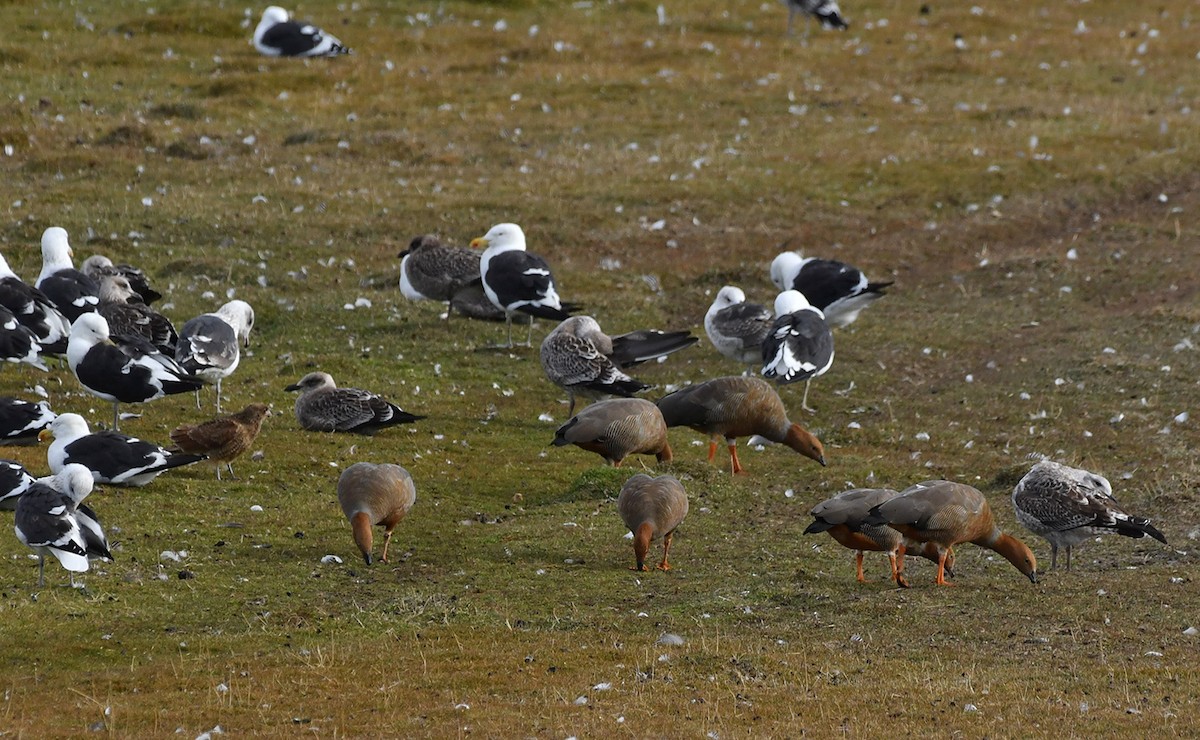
(1, 0, 1198, 735)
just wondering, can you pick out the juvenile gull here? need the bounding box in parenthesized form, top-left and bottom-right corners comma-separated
(96, 273, 178, 353)
(67, 313, 203, 430)
(285, 372, 424, 435)
(35, 227, 99, 323)
(81, 254, 162, 305)
(470, 223, 580, 348)
(398, 234, 521, 322)
(656, 376, 826, 474)
(704, 285, 773, 367)
(540, 316, 651, 415)
(175, 300, 255, 413)
(761, 290, 834, 412)
(169, 403, 270, 480)
(770, 250, 891, 328)
(253, 5, 350, 57)
(618, 474, 689, 571)
(44, 413, 206, 487)
(0, 397, 56, 446)
(1012, 460, 1168, 571)
(552, 398, 672, 467)
(337, 462, 417, 565)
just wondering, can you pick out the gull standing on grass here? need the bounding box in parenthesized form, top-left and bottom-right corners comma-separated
(470, 223, 578, 348)
(286, 372, 425, 435)
(704, 285, 773, 368)
(176, 300, 255, 413)
(14, 463, 112, 587)
(67, 313, 203, 430)
(35, 227, 99, 323)
(760, 290, 834, 412)
(0, 251, 70, 355)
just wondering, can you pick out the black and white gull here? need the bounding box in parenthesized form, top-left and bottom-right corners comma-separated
(760, 290, 834, 412)
(35, 227, 99, 323)
(253, 5, 350, 57)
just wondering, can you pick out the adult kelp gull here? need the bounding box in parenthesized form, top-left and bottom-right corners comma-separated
(0, 396, 56, 446)
(0, 304, 49, 370)
(35, 227, 99, 323)
(0, 459, 37, 511)
(44, 413, 205, 487)
(254, 5, 350, 57)
(0, 251, 70, 355)
(760, 290, 834, 412)
(67, 313, 203, 430)
(14, 463, 111, 587)
(470, 223, 580, 348)
(285, 372, 425, 435)
(770, 250, 891, 329)
(176, 300, 255, 413)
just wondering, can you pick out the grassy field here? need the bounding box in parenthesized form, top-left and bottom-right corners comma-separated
(1, 0, 1198, 735)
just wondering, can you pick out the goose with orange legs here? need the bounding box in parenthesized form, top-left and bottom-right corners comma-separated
(805, 487, 953, 585)
(336, 462, 417, 565)
(656, 376, 825, 474)
(863, 479, 1038, 587)
(617, 473, 688, 572)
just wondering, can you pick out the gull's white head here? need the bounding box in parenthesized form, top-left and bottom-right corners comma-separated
(48, 413, 91, 441)
(217, 300, 255, 346)
(41, 226, 74, 265)
(769, 251, 803, 291)
(470, 223, 527, 253)
(69, 312, 112, 343)
(712, 285, 747, 310)
(774, 289, 812, 316)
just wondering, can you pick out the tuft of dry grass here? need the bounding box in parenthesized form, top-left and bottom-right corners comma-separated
(0, 0, 1198, 735)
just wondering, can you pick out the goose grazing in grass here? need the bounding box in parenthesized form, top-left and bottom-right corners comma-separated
(656, 376, 826, 474)
(14, 463, 111, 587)
(761, 290, 834, 412)
(770, 251, 891, 328)
(704, 285, 773, 368)
(285, 372, 424, 435)
(0, 397, 56, 446)
(552, 397, 672, 467)
(617, 473, 689, 571)
(176, 300, 255, 414)
(35, 227, 99, 323)
(44, 413, 206, 487)
(1011, 460, 1168, 571)
(253, 5, 350, 57)
(337, 462, 416, 565)
(864, 480, 1038, 587)
(67, 313, 203, 430)
(169, 403, 270, 480)
(782, 0, 849, 37)
(470, 223, 580, 348)
(0, 251, 71, 355)
(805, 487, 952, 584)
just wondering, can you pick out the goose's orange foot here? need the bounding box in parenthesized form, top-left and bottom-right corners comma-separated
(656, 562, 672, 571)
(629, 564, 650, 572)
(895, 574, 910, 589)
